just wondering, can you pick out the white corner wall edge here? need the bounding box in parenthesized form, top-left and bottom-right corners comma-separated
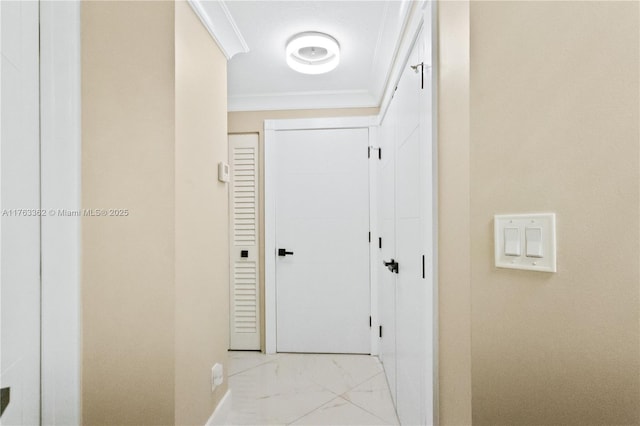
(368, 0, 414, 104)
(429, 1, 440, 424)
(205, 390, 232, 426)
(368, 125, 380, 357)
(377, 0, 429, 124)
(39, 1, 82, 425)
(188, 0, 249, 60)
(264, 124, 277, 354)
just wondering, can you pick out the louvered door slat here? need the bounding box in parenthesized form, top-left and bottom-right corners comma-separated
(229, 134, 260, 349)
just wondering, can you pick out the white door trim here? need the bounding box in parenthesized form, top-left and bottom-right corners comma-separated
(428, 1, 440, 423)
(264, 116, 377, 132)
(368, 125, 380, 357)
(264, 116, 378, 354)
(39, 1, 82, 423)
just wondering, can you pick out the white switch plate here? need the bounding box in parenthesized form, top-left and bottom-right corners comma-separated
(211, 363, 223, 392)
(494, 213, 556, 272)
(218, 162, 230, 183)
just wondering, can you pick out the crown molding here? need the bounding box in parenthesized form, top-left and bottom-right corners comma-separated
(369, 0, 413, 104)
(228, 90, 378, 112)
(188, 0, 249, 60)
(377, 0, 429, 123)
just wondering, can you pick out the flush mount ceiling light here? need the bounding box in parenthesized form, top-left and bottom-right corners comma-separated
(286, 32, 340, 75)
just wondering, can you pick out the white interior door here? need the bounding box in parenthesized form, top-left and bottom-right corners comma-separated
(377, 24, 435, 425)
(396, 27, 434, 425)
(275, 128, 370, 354)
(0, 1, 41, 424)
(229, 133, 261, 350)
(378, 97, 398, 404)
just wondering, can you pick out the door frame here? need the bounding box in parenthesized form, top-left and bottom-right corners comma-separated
(0, 1, 81, 423)
(39, 1, 82, 423)
(264, 116, 378, 354)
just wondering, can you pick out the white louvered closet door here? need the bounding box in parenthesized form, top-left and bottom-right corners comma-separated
(229, 134, 260, 350)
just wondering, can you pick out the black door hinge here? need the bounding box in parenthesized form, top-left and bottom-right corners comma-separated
(411, 62, 425, 89)
(422, 255, 426, 279)
(368, 232, 371, 243)
(369, 147, 381, 160)
(1, 387, 10, 418)
(369, 316, 372, 327)
(379, 325, 383, 338)
(378, 237, 382, 249)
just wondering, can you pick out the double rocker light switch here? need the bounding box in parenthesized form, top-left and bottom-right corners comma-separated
(494, 213, 556, 272)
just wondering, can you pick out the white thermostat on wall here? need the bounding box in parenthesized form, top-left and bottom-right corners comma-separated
(494, 213, 557, 272)
(218, 162, 230, 183)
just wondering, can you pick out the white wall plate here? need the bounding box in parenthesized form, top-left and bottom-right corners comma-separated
(218, 162, 230, 183)
(494, 213, 556, 273)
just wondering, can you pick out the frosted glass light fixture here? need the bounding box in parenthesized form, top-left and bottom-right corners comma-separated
(286, 32, 340, 75)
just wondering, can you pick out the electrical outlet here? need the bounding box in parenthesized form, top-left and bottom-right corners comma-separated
(211, 363, 223, 392)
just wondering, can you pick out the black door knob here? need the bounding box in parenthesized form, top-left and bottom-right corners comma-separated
(278, 248, 294, 257)
(383, 259, 399, 274)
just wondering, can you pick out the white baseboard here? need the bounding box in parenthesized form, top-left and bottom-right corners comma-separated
(205, 389, 232, 426)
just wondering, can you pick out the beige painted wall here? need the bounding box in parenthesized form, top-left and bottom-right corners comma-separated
(228, 107, 378, 350)
(468, 1, 639, 424)
(436, 1, 473, 424)
(438, 1, 639, 424)
(82, 2, 176, 424)
(175, 1, 229, 424)
(82, 2, 229, 424)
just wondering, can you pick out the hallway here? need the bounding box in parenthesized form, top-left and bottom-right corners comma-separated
(1, 1, 638, 425)
(228, 351, 399, 425)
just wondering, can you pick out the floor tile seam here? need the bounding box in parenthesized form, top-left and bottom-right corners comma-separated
(304, 375, 345, 397)
(228, 358, 280, 378)
(343, 369, 386, 394)
(295, 394, 391, 426)
(303, 364, 383, 396)
(283, 393, 342, 426)
(339, 372, 399, 425)
(319, 383, 346, 399)
(339, 393, 398, 426)
(334, 394, 396, 424)
(377, 371, 401, 424)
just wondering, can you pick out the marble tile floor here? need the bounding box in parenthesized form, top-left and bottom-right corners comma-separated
(227, 351, 400, 426)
